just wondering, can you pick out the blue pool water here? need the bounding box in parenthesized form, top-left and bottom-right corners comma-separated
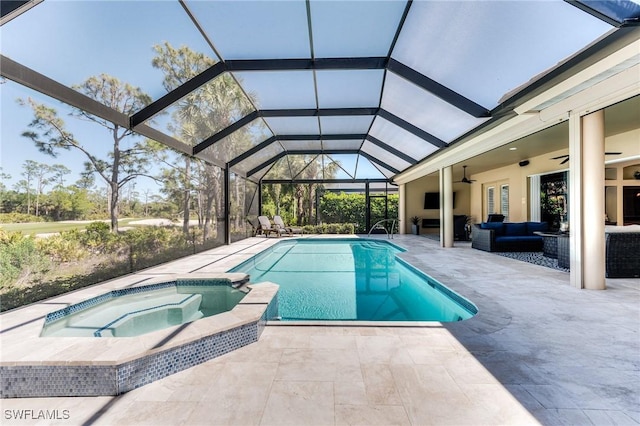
(41, 280, 247, 337)
(230, 238, 476, 322)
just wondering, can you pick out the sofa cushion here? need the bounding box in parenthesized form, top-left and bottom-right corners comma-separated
(480, 222, 504, 236)
(503, 222, 527, 236)
(496, 236, 542, 243)
(526, 221, 549, 235)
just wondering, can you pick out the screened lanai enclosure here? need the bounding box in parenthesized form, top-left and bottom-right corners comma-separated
(1, 0, 639, 249)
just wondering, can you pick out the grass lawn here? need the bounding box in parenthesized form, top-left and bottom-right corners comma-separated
(0, 218, 142, 235)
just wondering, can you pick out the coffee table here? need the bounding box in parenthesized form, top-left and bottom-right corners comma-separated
(534, 231, 569, 259)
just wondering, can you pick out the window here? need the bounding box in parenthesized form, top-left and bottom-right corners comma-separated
(500, 184, 509, 222)
(487, 186, 495, 215)
(484, 181, 509, 221)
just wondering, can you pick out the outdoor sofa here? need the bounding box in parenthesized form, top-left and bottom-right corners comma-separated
(471, 221, 548, 252)
(557, 227, 639, 277)
(605, 229, 640, 278)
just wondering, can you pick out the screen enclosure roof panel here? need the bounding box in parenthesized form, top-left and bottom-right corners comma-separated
(0, 0, 625, 185)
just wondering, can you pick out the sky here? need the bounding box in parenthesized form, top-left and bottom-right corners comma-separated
(0, 0, 616, 195)
(0, 0, 218, 194)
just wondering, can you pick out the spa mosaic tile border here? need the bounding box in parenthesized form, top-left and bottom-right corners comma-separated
(1, 283, 278, 398)
(44, 278, 236, 325)
(116, 322, 258, 394)
(1, 323, 259, 398)
(1, 365, 117, 397)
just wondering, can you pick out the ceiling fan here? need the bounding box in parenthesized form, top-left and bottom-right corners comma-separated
(455, 165, 476, 184)
(551, 152, 622, 165)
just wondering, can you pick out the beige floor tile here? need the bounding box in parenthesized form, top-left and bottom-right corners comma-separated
(260, 381, 334, 426)
(186, 401, 263, 426)
(309, 334, 357, 349)
(361, 364, 402, 405)
(443, 353, 501, 385)
(200, 361, 279, 402)
(334, 381, 368, 406)
(391, 364, 465, 399)
(221, 342, 284, 363)
(335, 404, 410, 426)
(458, 383, 541, 425)
(399, 331, 460, 351)
(280, 348, 360, 365)
(356, 335, 413, 364)
(126, 379, 179, 402)
(390, 364, 483, 425)
(404, 346, 461, 365)
(275, 361, 338, 382)
(334, 364, 364, 382)
(92, 400, 197, 426)
(259, 333, 310, 349)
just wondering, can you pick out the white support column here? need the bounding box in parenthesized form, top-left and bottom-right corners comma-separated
(582, 110, 606, 290)
(440, 166, 454, 248)
(529, 175, 541, 222)
(569, 110, 606, 290)
(616, 183, 624, 226)
(569, 112, 584, 289)
(398, 183, 406, 235)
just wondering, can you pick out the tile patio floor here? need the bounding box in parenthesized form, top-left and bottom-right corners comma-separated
(1, 235, 638, 425)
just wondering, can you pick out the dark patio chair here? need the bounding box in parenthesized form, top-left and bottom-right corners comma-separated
(487, 214, 505, 223)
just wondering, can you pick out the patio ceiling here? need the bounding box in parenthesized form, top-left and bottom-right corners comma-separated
(2, 0, 639, 184)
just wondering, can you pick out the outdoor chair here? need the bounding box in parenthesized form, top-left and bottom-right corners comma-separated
(246, 218, 258, 237)
(256, 216, 281, 237)
(273, 215, 304, 236)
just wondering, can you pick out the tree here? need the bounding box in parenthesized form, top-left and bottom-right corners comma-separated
(0, 168, 10, 213)
(287, 155, 339, 225)
(31, 161, 52, 217)
(50, 164, 71, 189)
(20, 74, 155, 232)
(19, 160, 39, 215)
(46, 186, 91, 220)
(152, 42, 254, 240)
(75, 165, 96, 190)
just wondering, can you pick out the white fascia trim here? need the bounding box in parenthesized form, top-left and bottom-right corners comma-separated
(515, 39, 640, 116)
(0, 0, 43, 26)
(394, 113, 550, 184)
(606, 154, 640, 165)
(538, 63, 640, 122)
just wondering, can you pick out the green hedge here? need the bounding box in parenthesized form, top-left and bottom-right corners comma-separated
(0, 213, 46, 223)
(302, 223, 354, 234)
(319, 192, 398, 233)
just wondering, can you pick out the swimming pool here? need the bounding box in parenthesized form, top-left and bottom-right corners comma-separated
(230, 238, 476, 322)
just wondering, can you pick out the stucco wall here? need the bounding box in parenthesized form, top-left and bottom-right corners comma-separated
(403, 174, 471, 233)
(402, 127, 639, 229)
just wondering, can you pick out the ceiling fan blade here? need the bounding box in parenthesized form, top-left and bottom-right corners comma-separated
(560, 157, 570, 165)
(605, 152, 622, 155)
(551, 155, 569, 160)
